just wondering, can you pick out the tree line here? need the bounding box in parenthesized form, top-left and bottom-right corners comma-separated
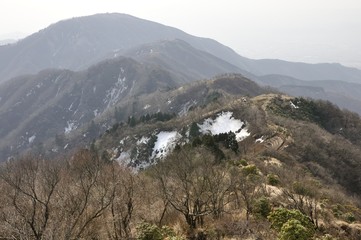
(1, 143, 360, 239)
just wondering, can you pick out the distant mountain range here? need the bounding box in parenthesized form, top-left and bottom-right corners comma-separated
(1, 12, 361, 159)
(1, 13, 361, 84)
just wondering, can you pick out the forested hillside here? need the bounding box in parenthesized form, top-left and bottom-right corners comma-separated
(2, 92, 361, 239)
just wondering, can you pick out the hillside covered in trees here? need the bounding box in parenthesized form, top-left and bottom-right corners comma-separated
(2, 92, 361, 240)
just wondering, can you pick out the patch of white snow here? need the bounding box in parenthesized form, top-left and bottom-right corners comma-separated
(104, 69, 128, 108)
(137, 136, 150, 145)
(198, 112, 250, 141)
(143, 104, 151, 110)
(28, 135, 36, 144)
(64, 121, 77, 134)
(152, 131, 181, 159)
(115, 151, 131, 165)
(290, 101, 299, 109)
(255, 136, 265, 143)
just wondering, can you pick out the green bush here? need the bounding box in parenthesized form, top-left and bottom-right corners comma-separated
(344, 212, 356, 223)
(268, 208, 315, 236)
(267, 174, 280, 186)
(136, 222, 163, 240)
(239, 159, 248, 166)
(253, 197, 271, 218)
(279, 219, 314, 240)
(242, 164, 258, 176)
(136, 222, 185, 240)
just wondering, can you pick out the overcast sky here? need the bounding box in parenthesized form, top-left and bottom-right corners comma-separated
(1, 0, 361, 68)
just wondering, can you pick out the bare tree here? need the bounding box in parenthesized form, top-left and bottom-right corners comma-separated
(229, 165, 264, 227)
(107, 166, 137, 239)
(0, 155, 60, 240)
(153, 147, 231, 230)
(53, 150, 116, 239)
(282, 179, 320, 228)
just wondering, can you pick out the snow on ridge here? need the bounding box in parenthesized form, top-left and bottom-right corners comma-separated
(152, 131, 181, 159)
(104, 68, 128, 108)
(137, 136, 150, 145)
(65, 121, 77, 134)
(255, 136, 265, 143)
(179, 100, 197, 116)
(115, 151, 131, 165)
(28, 135, 36, 144)
(290, 101, 299, 109)
(198, 111, 250, 141)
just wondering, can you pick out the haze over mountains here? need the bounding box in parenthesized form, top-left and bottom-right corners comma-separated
(1, 12, 361, 160)
(1, 13, 361, 83)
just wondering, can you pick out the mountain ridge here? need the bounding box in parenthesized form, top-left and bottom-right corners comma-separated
(1, 13, 361, 84)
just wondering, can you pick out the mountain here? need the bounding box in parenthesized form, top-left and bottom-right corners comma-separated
(3, 78, 361, 239)
(0, 43, 266, 160)
(121, 39, 251, 82)
(88, 87, 361, 239)
(246, 59, 361, 82)
(0, 56, 185, 159)
(1, 13, 361, 84)
(95, 89, 361, 195)
(259, 74, 361, 114)
(0, 13, 246, 83)
(2, 13, 361, 239)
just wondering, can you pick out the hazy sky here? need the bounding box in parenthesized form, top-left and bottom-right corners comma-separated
(1, 0, 361, 68)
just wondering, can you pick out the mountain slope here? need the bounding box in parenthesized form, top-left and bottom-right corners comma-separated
(0, 56, 183, 159)
(1, 13, 361, 84)
(121, 39, 250, 82)
(0, 44, 266, 160)
(0, 13, 246, 83)
(259, 74, 361, 114)
(95, 89, 361, 199)
(247, 59, 361, 82)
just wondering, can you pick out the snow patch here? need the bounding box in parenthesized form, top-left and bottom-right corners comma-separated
(290, 101, 299, 109)
(255, 136, 265, 143)
(179, 100, 197, 116)
(28, 135, 36, 144)
(137, 136, 150, 145)
(143, 104, 151, 110)
(64, 121, 77, 134)
(152, 131, 181, 159)
(68, 101, 75, 111)
(115, 151, 131, 164)
(198, 112, 250, 141)
(93, 109, 99, 117)
(104, 68, 128, 108)
(26, 90, 34, 97)
(119, 136, 130, 145)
